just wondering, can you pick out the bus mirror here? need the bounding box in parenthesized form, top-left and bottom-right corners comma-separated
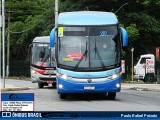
(120, 27, 128, 47)
(50, 27, 57, 47)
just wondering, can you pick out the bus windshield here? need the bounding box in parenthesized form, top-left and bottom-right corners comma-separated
(31, 43, 50, 67)
(57, 26, 120, 71)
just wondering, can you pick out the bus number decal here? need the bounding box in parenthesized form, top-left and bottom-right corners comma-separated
(100, 31, 108, 36)
(62, 57, 73, 62)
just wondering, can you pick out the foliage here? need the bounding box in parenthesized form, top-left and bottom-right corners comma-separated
(126, 24, 139, 43)
(4, 0, 160, 61)
(6, 0, 53, 60)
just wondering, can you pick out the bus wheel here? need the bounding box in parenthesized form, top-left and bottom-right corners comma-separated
(38, 82, 44, 88)
(59, 93, 67, 99)
(108, 92, 116, 100)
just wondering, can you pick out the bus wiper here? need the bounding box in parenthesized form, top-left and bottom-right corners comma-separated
(74, 41, 88, 70)
(40, 54, 49, 66)
(94, 39, 97, 58)
(94, 39, 106, 70)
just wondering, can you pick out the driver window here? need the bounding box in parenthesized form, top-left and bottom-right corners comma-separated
(140, 57, 151, 64)
(140, 58, 146, 64)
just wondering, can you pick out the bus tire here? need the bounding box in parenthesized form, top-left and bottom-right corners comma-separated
(38, 82, 44, 88)
(60, 93, 67, 99)
(108, 92, 116, 100)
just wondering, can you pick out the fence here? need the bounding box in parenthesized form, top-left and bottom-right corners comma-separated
(9, 61, 30, 77)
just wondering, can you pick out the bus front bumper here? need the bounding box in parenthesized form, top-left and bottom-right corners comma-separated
(57, 77, 121, 93)
(31, 73, 56, 83)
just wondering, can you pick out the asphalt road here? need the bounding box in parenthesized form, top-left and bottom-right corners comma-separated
(1, 79, 160, 111)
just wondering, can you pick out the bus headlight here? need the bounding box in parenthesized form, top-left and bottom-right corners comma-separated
(31, 69, 38, 74)
(112, 74, 119, 79)
(57, 72, 68, 80)
(61, 74, 68, 80)
(31, 69, 45, 74)
(58, 84, 63, 89)
(107, 71, 122, 80)
(116, 83, 120, 88)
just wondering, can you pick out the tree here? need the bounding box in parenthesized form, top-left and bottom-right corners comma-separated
(5, 0, 160, 61)
(6, 0, 53, 60)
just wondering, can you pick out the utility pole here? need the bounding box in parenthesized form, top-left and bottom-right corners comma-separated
(6, 9, 11, 78)
(131, 47, 134, 82)
(55, 0, 58, 27)
(2, 0, 5, 88)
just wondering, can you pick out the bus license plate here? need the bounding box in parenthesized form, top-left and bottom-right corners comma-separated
(84, 86, 95, 90)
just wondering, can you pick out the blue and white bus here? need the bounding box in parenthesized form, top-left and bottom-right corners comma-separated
(50, 11, 128, 99)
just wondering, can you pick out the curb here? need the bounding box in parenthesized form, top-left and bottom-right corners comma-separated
(130, 87, 160, 92)
(1, 87, 29, 92)
(129, 87, 160, 92)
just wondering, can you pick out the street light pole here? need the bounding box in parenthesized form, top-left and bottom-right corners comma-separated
(55, 0, 58, 28)
(131, 47, 134, 82)
(6, 9, 11, 78)
(2, 0, 5, 88)
(115, 2, 129, 14)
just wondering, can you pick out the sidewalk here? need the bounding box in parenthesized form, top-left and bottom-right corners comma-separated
(122, 83, 160, 92)
(0, 83, 29, 92)
(1, 79, 160, 92)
